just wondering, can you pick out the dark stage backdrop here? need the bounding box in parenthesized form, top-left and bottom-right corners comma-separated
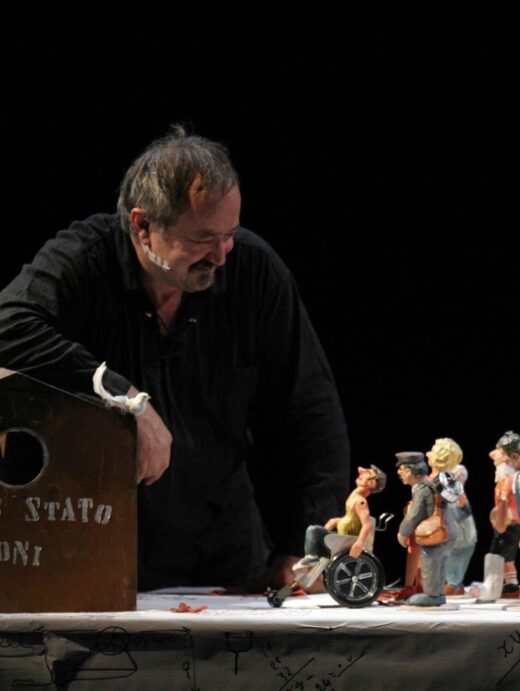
(2, 18, 518, 585)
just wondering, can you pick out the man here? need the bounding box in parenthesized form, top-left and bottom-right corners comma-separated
(0, 127, 350, 591)
(396, 451, 456, 606)
(488, 430, 520, 598)
(394, 451, 426, 600)
(298, 465, 387, 566)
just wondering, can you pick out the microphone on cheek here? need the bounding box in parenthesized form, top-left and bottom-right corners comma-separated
(143, 244, 171, 272)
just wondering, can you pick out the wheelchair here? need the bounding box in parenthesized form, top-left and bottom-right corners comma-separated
(267, 513, 393, 608)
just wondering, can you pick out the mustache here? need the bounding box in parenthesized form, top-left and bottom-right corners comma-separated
(191, 259, 216, 270)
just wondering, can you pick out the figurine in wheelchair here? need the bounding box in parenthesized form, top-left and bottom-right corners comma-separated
(267, 465, 393, 608)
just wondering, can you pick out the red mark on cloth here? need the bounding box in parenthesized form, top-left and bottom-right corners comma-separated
(170, 602, 209, 613)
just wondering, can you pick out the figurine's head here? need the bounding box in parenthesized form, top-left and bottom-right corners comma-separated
(426, 438, 463, 472)
(395, 452, 429, 485)
(490, 430, 520, 469)
(356, 465, 387, 494)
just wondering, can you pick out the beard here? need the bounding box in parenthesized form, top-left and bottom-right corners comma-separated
(184, 259, 217, 291)
(495, 463, 515, 483)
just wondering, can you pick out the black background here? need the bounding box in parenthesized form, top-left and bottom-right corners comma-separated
(2, 8, 518, 585)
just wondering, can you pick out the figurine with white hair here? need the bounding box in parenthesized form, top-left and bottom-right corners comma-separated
(470, 431, 520, 601)
(444, 464, 477, 595)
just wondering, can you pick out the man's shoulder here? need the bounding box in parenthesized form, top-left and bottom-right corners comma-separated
(49, 213, 120, 258)
(234, 227, 281, 258)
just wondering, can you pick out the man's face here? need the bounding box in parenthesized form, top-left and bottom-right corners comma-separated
(356, 466, 377, 490)
(397, 464, 413, 486)
(489, 447, 510, 467)
(140, 185, 241, 293)
(490, 446, 520, 469)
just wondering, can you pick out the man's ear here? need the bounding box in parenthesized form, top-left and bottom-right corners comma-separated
(129, 209, 151, 245)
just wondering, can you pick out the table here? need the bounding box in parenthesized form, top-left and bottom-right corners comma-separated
(0, 592, 518, 690)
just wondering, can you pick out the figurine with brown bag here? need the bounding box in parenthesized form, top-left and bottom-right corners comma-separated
(396, 441, 463, 607)
(414, 493, 449, 546)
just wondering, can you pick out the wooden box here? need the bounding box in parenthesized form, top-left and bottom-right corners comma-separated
(0, 369, 136, 612)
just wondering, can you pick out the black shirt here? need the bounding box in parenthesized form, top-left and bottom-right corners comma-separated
(0, 214, 350, 589)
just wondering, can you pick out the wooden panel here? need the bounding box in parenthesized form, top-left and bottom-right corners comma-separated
(0, 371, 136, 612)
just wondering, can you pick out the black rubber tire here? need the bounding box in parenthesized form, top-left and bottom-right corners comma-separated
(267, 590, 283, 608)
(324, 551, 384, 608)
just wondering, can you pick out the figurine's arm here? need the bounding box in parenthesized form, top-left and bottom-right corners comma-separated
(493, 476, 513, 534)
(493, 498, 510, 534)
(454, 492, 472, 520)
(349, 497, 371, 558)
(398, 484, 433, 546)
(324, 517, 341, 530)
(397, 532, 408, 548)
(457, 493, 468, 508)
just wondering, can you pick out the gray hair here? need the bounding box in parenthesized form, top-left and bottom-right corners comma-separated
(117, 125, 239, 235)
(496, 430, 520, 457)
(370, 464, 387, 494)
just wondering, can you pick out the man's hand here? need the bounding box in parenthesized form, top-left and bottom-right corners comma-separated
(262, 554, 300, 590)
(128, 386, 172, 485)
(246, 555, 325, 594)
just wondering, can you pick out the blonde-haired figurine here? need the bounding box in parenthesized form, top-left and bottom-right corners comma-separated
(397, 443, 463, 606)
(427, 438, 463, 478)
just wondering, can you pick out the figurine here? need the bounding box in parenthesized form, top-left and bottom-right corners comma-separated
(299, 465, 387, 564)
(485, 431, 519, 598)
(444, 464, 477, 595)
(267, 465, 393, 608)
(393, 451, 425, 600)
(426, 437, 463, 479)
(396, 442, 462, 606)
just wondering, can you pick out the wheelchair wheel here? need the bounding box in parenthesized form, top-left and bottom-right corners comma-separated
(324, 551, 384, 608)
(267, 590, 284, 608)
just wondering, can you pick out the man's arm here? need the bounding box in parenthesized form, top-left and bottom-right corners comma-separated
(0, 227, 130, 394)
(0, 225, 171, 485)
(127, 386, 172, 485)
(245, 237, 350, 564)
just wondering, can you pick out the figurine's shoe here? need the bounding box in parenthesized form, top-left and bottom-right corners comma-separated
(292, 555, 320, 570)
(395, 585, 423, 601)
(501, 583, 520, 598)
(444, 584, 464, 596)
(407, 593, 446, 606)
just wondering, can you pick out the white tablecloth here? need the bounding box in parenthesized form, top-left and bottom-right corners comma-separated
(1, 592, 518, 690)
